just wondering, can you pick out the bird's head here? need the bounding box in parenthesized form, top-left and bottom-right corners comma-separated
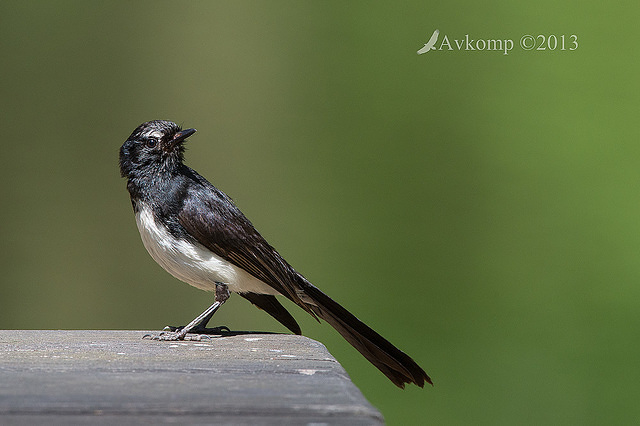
(119, 120, 196, 179)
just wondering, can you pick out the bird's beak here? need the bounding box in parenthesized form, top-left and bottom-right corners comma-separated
(169, 128, 197, 149)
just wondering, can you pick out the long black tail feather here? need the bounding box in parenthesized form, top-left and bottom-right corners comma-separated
(295, 277, 432, 388)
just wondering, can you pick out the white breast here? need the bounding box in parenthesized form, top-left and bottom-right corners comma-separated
(134, 203, 280, 295)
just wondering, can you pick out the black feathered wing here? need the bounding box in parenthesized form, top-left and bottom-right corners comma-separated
(176, 177, 317, 318)
(177, 171, 431, 388)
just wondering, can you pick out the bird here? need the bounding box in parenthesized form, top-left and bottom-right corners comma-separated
(119, 120, 432, 389)
(417, 29, 439, 54)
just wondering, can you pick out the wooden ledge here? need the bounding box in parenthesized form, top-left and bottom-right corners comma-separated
(0, 330, 383, 425)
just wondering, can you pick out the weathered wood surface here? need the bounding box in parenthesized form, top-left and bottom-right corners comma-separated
(0, 330, 383, 425)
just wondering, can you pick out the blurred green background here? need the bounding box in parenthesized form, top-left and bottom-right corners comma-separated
(1, 1, 638, 424)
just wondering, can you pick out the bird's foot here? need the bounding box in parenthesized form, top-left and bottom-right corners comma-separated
(142, 325, 231, 341)
(142, 331, 209, 341)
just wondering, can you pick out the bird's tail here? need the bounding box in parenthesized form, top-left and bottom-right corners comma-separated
(295, 275, 432, 388)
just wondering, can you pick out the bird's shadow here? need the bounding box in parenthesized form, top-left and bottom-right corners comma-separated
(203, 330, 282, 337)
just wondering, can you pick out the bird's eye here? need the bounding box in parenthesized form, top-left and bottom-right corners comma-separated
(146, 138, 158, 148)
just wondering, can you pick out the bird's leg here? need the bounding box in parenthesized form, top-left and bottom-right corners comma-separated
(174, 282, 231, 337)
(144, 283, 231, 341)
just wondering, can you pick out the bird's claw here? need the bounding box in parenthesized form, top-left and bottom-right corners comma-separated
(143, 324, 231, 341)
(142, 331, 212, 341)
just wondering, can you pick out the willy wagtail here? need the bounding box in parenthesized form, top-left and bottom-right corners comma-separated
(119, 120, 432, 388)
